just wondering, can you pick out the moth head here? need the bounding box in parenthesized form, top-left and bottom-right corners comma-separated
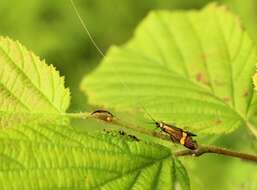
(155, 121, 165, 129)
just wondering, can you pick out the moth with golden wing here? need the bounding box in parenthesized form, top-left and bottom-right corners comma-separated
(91, 109, 198, 150)
(155, 121, 198, 150)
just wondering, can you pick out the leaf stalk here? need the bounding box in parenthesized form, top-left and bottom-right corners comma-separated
(175, 145, 257, 163)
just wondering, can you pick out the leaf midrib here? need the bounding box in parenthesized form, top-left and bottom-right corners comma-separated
(90, 154, 171, 190)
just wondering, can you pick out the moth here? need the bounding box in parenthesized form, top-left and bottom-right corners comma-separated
(90, 109, 114, 122)
(70, 0, 198, 150)
(155, 121, 198, 150)
(143, 109, 198, 150)
(91, 109, 198, 150)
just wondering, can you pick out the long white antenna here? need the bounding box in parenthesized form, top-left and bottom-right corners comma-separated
(69, 0, 105, 57)
(69, 0, 155, 123)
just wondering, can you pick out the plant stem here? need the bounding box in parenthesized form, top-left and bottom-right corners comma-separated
(175, 145, 257, 163)
(65, 111, 171, 141)
(65, 111, 257, 162)
(63, 112, 90, 119)
(112, 118, 171, 141)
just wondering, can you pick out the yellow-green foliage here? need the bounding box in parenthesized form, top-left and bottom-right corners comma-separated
(0, 37, 70, 127)
(82, 4, 257, 135)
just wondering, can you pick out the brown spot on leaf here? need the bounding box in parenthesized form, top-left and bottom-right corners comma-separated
(214, 119, 222, 125)
(196, 72, 203, 82)
(195, 72, 210, 86)
(200, 53, 208, 61)
(243, 91, 249, 97)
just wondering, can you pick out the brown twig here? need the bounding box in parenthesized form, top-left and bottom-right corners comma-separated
(175, 145, 257, 163)
(66, 112, 257, 163)
(113, 118, 171, 141)
(65, 112, 171, 141)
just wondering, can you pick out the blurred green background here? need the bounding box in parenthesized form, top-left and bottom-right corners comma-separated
(0, 0, 256, 189)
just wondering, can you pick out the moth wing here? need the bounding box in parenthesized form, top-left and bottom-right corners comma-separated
(186, 131, 197, 136)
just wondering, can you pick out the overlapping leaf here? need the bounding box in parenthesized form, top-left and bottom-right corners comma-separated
(82, 4, 257, 134)
(0, 123, 189, 190)
(0, 37, 70, 127)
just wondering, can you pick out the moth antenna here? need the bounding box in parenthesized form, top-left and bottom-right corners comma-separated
(141, 106, 157, 124)
(145, 121, 156, 124)
(69, 0, 105, 58)
(70, 0, 157, 125)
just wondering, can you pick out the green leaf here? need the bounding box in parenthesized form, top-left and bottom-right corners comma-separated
(175, 159, 190, 190)
(82, 4, 257, 135)
(0, 123, 189, 190)
(0, 37, 70, 127)
(253, 70, 257, 91)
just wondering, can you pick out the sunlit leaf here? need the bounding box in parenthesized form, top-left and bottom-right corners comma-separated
(0, 123, 189, 190)
(82, 4, 257, 135)
(0, 37, 70, 127)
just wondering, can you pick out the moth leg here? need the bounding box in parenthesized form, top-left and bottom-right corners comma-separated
(118, 130, 125, 136)
(170, 135, 176, 142)
(128, 134, 140, 141)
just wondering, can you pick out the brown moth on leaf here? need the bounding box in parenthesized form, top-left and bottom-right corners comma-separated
(155, 121, 198, 150)
(90, 110, 114, 122)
